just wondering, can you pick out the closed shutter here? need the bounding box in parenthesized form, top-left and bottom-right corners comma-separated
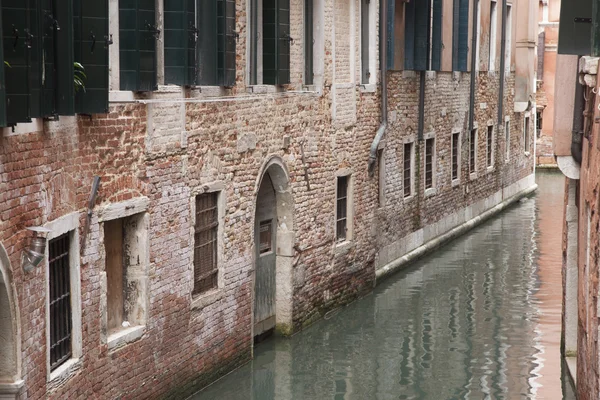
(29, 0, 41, 119)
(457, 0, 469, 71)
(0, 3, 5, 127)
(40, 0, 56, 117)
(403, 0, 415, 70)
(431, 0, 442, 71)
(263, 0, 290, 85)
(452, 0, 459, 70)
(164, 0, 196, 86)
(119, 0, 157, 91)
(386, 0, 395, 70)
(198, 0, 217, 85)
(2, 0, 31, 124)
(305, 0, 313, 85)
(74, 0, 109, 114)
(413, 0, 429, 71)
(361, 0, 369, 83)
(54, 0, 74, 116)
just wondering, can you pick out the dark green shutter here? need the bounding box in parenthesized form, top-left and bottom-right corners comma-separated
(413, 0, 429, 71)
(386, 0, 395, 70)
(263, 0, 289, 85)
(223, 0, 236, 86)
(164, 0, 196, 86)
(120, 0, 157, 91)
(40, 0, 56, 117)
(74, 0, 109, 114)
(404, 0, 415, 70)
(0, 2, 6, 127)
(198, 0, 218, 85)
(431, 0, 442, 71)
(452, 0, 459, 70)
(456, 0, 469, 71)
(361, 0, 369, 83)
(2, 0, 31, 124)
(28, 0, 41, 119)
(305, 0, 313, 85)
(55, 0, 74, 115)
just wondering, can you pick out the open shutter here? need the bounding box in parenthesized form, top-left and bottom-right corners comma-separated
(360, 0, 369, 83)
(74, 0, 109, 114)
(223, 0, 236, 86)
(276, 0, 290, 84)
(198, 0, 218, 85)
(0, 2, 6, 127)
(120, 0, 157, 91)
(456, 0, 469, 71)
(431, 0, 442, 71)
(54, 0, 74, 115)
(164, 0, 196, 86)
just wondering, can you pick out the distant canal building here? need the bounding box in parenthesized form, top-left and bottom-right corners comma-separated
(0, 0, 536, 398)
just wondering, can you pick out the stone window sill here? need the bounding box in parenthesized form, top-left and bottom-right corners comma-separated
(451, 179, 461, 187)
(487, 165, 495, 173)
(470, 172, 478, 181)
(403, 194, 415, 203)
(359, 83, 377, 93)
(49, 358, 82, 384)
(191, 289, 224, 310)
(0, 380, 24, 395)
(246, 85, 283, 94)
(424, 187, 437, 198)
(524, 151, 531, 157)
(334, 240, 354, 254)
(107, 325, 145, 351)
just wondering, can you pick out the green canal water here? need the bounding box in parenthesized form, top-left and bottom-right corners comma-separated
(192, 172, 574, 400)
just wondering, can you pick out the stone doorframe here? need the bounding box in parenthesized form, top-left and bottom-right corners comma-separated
(0, 240, 24, 397)
(252, 156, 295, 337)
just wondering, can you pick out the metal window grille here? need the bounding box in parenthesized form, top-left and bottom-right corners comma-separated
(524, 116, 530, 152)
(193, 193, 219, 295)
(404, 143, 412, 197)
(425, 138, 434, 189)
(259, 220, 273, 254)
(452, 133, 459, 180)
(469, 129, 476, 174)
(487, 125, 493, 167)
(49, 233, 72, 371)
(336, 176, 348, 241)
(536, 111, 543, 135)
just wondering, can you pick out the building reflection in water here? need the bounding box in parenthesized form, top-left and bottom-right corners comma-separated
(194, 172, 569, 400)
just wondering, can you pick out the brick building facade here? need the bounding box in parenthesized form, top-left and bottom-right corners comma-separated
(0, 0, 536, 398)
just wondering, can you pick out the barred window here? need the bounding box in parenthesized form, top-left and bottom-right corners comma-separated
(425, 138, 434, 190)
(194, 193, 219, 295)
(404, 143, 413, 197)
(469, 129, 477, 174)
(487, 125, 493, 167)
(452, 132, 460, 181)
(49, 233, 72, 371)
(505, 120, 510, 160)
(336, 176, 349, 242)
(524, 116, 530, 152)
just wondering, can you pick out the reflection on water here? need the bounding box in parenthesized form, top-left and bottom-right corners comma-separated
(193, 172, 571, 400)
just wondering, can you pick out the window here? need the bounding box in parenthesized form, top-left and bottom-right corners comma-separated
(404, 0, 442, 71)
(452, 0, 469, 71)
(425, 138, 435, 190)
(505, 4, 512, 75)
(469, 129, 477, 174)
(49, 234, 73, 371)
(378, 149, 385, 207)
(524, 116, 530, 152)
(361, 0, 370, 83)
(403, 142, 413, 197)
(119, 0, 158, 91)
(474, 0, 481, 71)
(486, 125, 493, 167)
(505, 120, 510, 160)
(194, 193, 219, 294)
(489, 0, 497, 71)
(259, 220, 273, 254)
(249, 0, 291, 85)
(104, 212, 148, 335)
(336, 176, 349, 242)
(305, 0, 314, 84)
(452, 132, 460, 181)
(536, 110, 543, 136)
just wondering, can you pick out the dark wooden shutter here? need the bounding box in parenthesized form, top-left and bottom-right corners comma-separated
(263, 0, 289, 85)
(28, 0, 41, 119)
(361, 0, 369, 83)
(54, 0, 74, 116)
(304, 0, 313, 85)
(119, 0, 157, 91)
(222, 0, 236, 86)
(0, 3, 6, 127)
(164, 0, 196, 86)
(404, 0, 415, 70)
(452, 0, 459, 70)
(431, 0, 442, 71)
(74, 0, 109, 114)
(386, 0, 395, 70)
(40, 0, 56, 118)
(413, 0, 429, 71)
(2, 0, 31, 124)
(456, 0, 469, 71)
(198, 0, 218, 85)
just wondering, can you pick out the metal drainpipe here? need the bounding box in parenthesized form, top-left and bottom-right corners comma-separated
(571, 59, 584, 165)
(497, 0, 507, 125)
(368, 0, 388, 177)
(469, 0, 479, 131)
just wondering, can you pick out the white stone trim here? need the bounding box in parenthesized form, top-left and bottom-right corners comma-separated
(44, 212, 82, 385)
(107, 325, 146, 350)
(98, 197, 150, 222)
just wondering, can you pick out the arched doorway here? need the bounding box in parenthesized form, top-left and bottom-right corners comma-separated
(253, 158, 295, 339)
(0, 242, 21, 390)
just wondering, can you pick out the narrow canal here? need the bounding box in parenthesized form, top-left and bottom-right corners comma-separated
(193, 172, 572, 400)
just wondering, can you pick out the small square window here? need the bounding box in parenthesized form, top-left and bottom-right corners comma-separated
(259, 220, 273, 254)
